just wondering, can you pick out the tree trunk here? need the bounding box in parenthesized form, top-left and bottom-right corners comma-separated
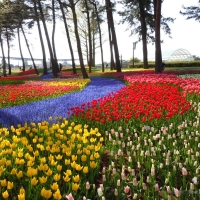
(37, 0, 59, 77)
(155, 0, 162, 73)
(138, 0, 148, 69)
(58, 0, 77, 74)
(106, 0, 121, 72)
(85, 0, 92, 72)
(52, 0, 58, 66)
(85, 34, 89, 65)
(92, 23, 95, 67)
(6, 28, 11, 75)
(17, 26, 26, 71)
(93, 3, 104, 72)
(70, 0, 89, 79)
(33, 0, 48, 74)
(21, 25, 39, 75)
(0, 29, 6, 70)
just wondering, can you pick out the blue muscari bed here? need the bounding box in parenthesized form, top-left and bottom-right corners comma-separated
(0, 77, 125, 128)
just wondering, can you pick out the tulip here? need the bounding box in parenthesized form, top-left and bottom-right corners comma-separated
(39, 176, 47, 184)
(2, 190, 9, 199)
(97, 187, 103, 197)
(174, 188, 181, 197)
(83, 166, 89, 174)
(73, 174, 80, 183)
(133, 193, 138, 199)
(63, 175, 71, 182)
(51, 182, 59, 190)
(7, 181, 14, 189)
(54, 174, 61, 181)
(114, 188, 118, 196)
(182, 167, 188, 176)
(72, 183, 79, 191)
(86, 181, 90, 190)
(124, 185, 130, 193)
(31, 177, 38, 186)
(53, 189, 62, 200)
(0, 179, 7, 187)
(18, 193, 25, 200)
(66, 193, 74, 200)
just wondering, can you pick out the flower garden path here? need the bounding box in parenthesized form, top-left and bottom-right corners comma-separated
(0, 77, 125, 128)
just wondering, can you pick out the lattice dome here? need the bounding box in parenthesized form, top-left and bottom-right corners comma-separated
(148, 48, 194, 62)
(163, 48, 194, 62)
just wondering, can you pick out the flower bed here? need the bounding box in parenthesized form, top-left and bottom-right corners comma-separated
(0, 119, 103, 200)
(0, 80, 90, 108)
(1, 71, 200, 199)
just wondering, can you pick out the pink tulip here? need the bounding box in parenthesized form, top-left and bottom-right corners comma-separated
(66, 193, 74, 200)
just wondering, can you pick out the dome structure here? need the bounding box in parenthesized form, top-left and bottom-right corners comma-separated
(148, 48, 194, 62)
(163, 48, 194, 62)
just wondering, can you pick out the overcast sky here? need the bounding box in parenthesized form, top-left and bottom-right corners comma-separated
(1, 0, 200, 65)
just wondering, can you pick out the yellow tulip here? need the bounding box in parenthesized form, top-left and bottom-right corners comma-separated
(46, 169, 53, 176)
(39, 176, 47, 184)
(83, 166, 89, 174)
(38, 164, 44, 171)
(94, 152, 100, 159)
(19, 187, 25, 194)
(53, 189, 62, 200)
(72, 183, 79, 191)
(6, 160, 11, 166)
(65, 151, 71, 156)
(86, 150, 91, 155)
(75, 164, 83, 171)
(18, 152, 23, 158)
(7, 181, 14, 189)
(0, 166, 5, 176)
(63, 175, 71, 182)
(77, 149, 82, 155)
(27, 160, 34, 167)
(16, 171, 23, 178)
(55, 155, 63, 160)
(90, 161, 97, 168)
(77, 144, 82, 149)
(2, 190, 9, 199)
(71, 161, 77, 169)
(71, 155, 77, 161)
(18, 193, 25, 200)
(53, 174, 60, 182)
(73, 174, 80, 183)
(19, 159, 25, 165)
(65, 170, 72, 176)
(0, 179, 7, 187)
(50, 160, 57, 166)
(11, 168, 17, 175)
(41, 188, 52, 199)
(81, 155, 87, 162)
(51, 182, 59, 190)
(46, 145, 51, 151)
(33, 150, 39, 157)
(41, 187, 46, 197)
(31, 177, 38, 186)
(95, 145, 101, 151)
(65, 159, 70, 165)
(43, 164, 49, 171)
(90, 154, 95, 161)
(71, 122, 75, 126)
(56, 165, 62, 171)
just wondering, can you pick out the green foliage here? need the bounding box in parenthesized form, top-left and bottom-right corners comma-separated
(128, 61, 200, 68)
(128, 57, 141, 63)
(0, 80, 25, 85)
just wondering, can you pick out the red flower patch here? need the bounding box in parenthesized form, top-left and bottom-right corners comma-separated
(70, 82, 190, 123)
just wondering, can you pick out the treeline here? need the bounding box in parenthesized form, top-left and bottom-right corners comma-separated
(0, 0, 198, 78)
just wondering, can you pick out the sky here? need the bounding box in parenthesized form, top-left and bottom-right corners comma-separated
(1, 0, 200, 65)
